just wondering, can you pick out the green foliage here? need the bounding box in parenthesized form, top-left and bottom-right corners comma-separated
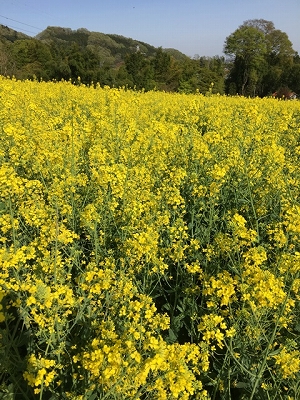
(125, 51, 155, 90)
(12, 39, 52, 68)
(0, 21, 298, 97)
(0, 24, 30, 42)
(224, 19, 297, 96)
(286, 62, 300, 94)
(0, 40, 16, 76)
(224, 26, 267, 96)
(0, 24, 228, 93)
(152, 47, 171, 83)
(178, 57, 225, 94)
(162, 48, 189, 62)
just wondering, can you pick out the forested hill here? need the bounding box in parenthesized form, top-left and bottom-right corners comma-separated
(0, 20, 300, 96)
(1, 24, 204, 91)
(36, 27, 190, 63)
(1, 24, 225, 93)
(0, 24, 30, 41)
(35, 26, 159, 64)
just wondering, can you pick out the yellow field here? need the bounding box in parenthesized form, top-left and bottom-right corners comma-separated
(0, 76, 300, 399)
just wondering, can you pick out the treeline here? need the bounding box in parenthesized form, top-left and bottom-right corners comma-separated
(0, 25, 225, 94)
(0, 21, 299, 96)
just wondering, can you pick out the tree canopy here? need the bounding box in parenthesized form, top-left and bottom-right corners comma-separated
(224, 19, 297, 96)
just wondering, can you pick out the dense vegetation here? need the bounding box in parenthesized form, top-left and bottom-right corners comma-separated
(1, 76, 300, 399)
(1, 19, 299, 95)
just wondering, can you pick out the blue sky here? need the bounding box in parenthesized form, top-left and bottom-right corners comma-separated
(2, 0, 300, 57)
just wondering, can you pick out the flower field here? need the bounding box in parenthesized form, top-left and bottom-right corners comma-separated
(0, 76, 300, 399)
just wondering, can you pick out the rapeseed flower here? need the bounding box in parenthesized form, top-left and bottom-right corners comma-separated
(1, 76, 300, 399)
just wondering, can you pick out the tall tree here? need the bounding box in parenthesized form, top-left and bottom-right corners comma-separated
(224, 25, 267, 95)
(243, 19, 295, 64)
(125, 51, 155, 90)
(224, 20, 296, 96)
(152, 47, 171, 88)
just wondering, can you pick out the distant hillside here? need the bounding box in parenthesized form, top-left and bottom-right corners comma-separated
(163, 48, 190, 62)
(35, 26, 188, 66)
(0, 24, 31, 42)
(0, 24, 226, 94)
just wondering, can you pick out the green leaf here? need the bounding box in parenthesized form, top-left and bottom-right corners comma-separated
(168, 328, 177, 343)
(235, 382, 249, 388)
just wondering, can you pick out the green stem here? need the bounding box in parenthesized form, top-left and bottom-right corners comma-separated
(249, 286, 294, 400)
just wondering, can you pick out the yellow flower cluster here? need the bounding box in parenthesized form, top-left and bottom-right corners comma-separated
(273, 346, 300, 379)
(23, 354, 57, 393)
(1, 76, 300, 399)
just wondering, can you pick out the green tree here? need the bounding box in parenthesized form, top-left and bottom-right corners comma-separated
(177, 57, 225, 94)
(224, 20, 296, 96)
(162, 56, 182, 91)
(11, 39, 53, 80)
(224, 25, 267, 95)
(0, 40, 16, 76)
(115, 64, 134, 88)
(284, 53, 300, 94)
(125, 51, 155, 90)
(197, 56, 226, 94)
(152, 47, 171, 88)
(12, 39, 51, 66)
